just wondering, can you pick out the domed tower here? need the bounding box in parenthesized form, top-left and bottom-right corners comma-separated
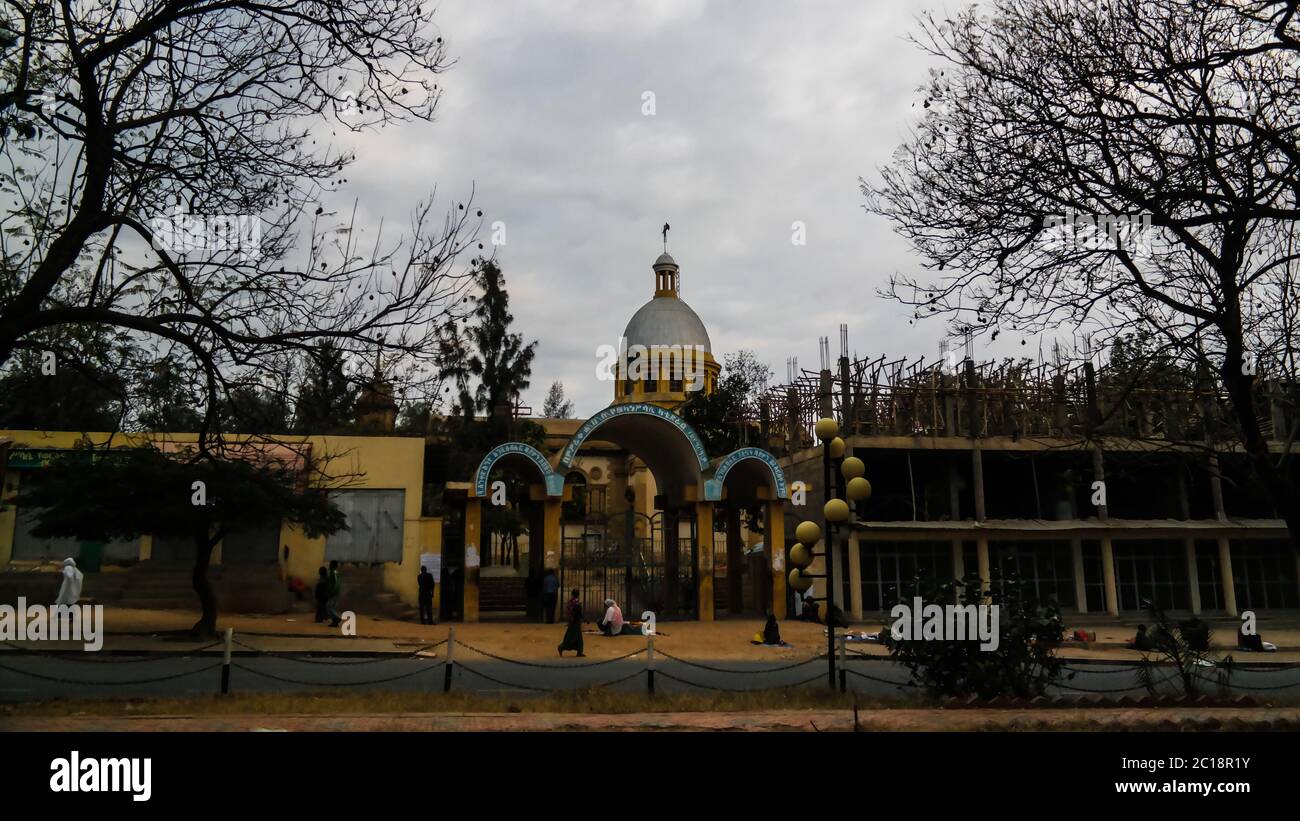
(614, 251, 720, 408)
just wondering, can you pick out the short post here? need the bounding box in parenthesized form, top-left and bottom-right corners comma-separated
(443, 627, 455, 693)
(646, 635, 656, 696)
(837, 632, 847, 694)
(221, 627, 233, 695)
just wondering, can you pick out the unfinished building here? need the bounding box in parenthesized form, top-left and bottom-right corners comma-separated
(763, 346, 1299, 620)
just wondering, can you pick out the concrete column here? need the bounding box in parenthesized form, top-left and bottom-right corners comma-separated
(1071, 538, 1087, 614)
(1184, 538, 1202, 615)
(1101, 537, 1119, 616)
(976, 537, 990, 594)
(951, 539, 965, 604)
(847, 529, 863, 621)
(463, 497, 481, 622)
(543, 499, 562, 622)
(1218, 537, 1238, 617)
(696, 502, 715, 621)
(972, 445, 986, 522)
(768, 501, 786, 619)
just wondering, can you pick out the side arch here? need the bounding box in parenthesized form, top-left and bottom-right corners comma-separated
(474, 442, 564, 497)
(704, 447, 788, 501)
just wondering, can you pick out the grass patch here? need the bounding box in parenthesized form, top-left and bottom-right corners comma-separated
(0, 687, 918, 717)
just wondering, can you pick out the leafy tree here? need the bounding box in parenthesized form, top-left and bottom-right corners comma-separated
(682, 349, 773, 453)
(542, 381, 574, 418)
(887, 570, 1066, 700)
(396, 400, 434, 435)
(0, 326, 125, 430)
(137, 358, 203, 433)
(293, 343, 358, 434)
(17, 447, 345, 635)
(1134, 600, 1233, 698)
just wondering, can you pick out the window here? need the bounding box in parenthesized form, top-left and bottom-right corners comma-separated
(1113, 539, 1189, 611)
(859, 540, 953, 611)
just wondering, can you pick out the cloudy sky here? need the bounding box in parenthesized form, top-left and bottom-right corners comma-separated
(341, 0, 953, 417)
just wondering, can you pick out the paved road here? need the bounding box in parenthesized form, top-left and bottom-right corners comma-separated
(1, 651, 1297, 701)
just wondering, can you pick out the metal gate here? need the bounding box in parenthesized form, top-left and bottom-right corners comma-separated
(559, 511, 697, 620)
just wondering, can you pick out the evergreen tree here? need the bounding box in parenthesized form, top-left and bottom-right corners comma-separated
(137, 358, 203, 432)
(292, 343, 358, 434)
(542, 380, 574, 418)
(439, 259, 537, 440)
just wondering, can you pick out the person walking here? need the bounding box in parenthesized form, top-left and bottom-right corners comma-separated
(55, 557, 83, 606)
(557, 588, 585, 657)
(541, 568, 559, 624)
(326, 560, 343, 628)
(417, 565, 436, 625)
(313, 567, 330, 623)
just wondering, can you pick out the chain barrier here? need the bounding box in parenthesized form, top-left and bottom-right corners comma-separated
(455, 662, 553, 692)
(1, 639, 225, 662)
(653, 668, 828, 693)
(843, 667, 919, 688)
(229, 659, 446, 687)
(0, 659, 225, 685)
(454, 640, 645, 668)
(654, 649, 827, 674)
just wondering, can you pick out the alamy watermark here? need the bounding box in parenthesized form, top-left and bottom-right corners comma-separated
(0, 598, 103, 651)
(595, 338, 708, 392)
(889, 597, 1000, 651)
(1042, 210, 1154, 256)
(150, 202, 262, 261)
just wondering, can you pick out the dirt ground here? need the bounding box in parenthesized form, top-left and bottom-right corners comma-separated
(10, 607, 1291, 663)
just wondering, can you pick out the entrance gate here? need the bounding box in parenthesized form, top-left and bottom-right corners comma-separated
(560, 511, 698, 620)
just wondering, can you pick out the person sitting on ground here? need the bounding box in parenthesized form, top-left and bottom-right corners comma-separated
(1237, 622, 1277, 652)
(596, 598, 642, 636)
(1128, 624, 1154, 651)
(827, 602, 850, 629)
(1180, 616, 1210, 652)
(752, 613, 791, 647)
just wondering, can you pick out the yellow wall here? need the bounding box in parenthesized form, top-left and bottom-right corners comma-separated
(0, 430, 439, 605)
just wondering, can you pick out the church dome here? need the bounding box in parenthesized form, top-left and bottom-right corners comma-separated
(623, 296, 712, 353)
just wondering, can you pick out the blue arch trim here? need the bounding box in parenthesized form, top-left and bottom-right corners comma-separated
(559, 403, 709, 472)
(704, 447, 788, 501)
(474, 442, 564, 497)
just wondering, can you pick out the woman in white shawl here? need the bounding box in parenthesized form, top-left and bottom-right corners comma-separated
(55, 557, 84, 606)
(598, 598, 624, 636)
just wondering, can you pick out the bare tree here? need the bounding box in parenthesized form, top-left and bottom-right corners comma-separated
(862, 0, 1300, 550)
(0, 0, 482, 449)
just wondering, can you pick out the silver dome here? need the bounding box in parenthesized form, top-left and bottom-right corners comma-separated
(622, 296, 712, 353)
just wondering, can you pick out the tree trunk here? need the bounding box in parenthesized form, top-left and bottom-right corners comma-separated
(1221, 357, 1300, 556)
(190, 526, 224, 637)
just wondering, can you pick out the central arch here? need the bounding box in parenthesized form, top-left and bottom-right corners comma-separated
(559, 403, 708, 504)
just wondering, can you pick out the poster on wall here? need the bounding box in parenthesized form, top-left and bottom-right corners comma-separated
(420, 553, 441, 576)
(465, 546, 480, 568)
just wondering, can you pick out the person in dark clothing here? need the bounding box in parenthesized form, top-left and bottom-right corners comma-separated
(1129, 624, 1154, 651)
(827, 603, 850, 629)
(313, 567, 330, 623)
(417, 565, 436, 625)
(558, 589, 585, 657)
(542, 568, 560, 624)
(1180, 616, 1210, 651)
(756, 613, 782, 645)
(326, 560, 343, 627)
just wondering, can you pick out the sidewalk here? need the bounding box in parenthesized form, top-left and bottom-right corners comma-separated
(4, 607, 1300, 663)
(4, 707, 1298, 732)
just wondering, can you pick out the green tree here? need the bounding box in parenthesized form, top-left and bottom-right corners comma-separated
(887, 569, 1066, 700)
(17, 447, 345, 635)
(0, 327, 125, 430)
(542, 380, 573, 418)
(682, 350, 773, 453)
(137, 358, 203, 433)
(293, 343, 357, 434)
(438, 259, 537, 441)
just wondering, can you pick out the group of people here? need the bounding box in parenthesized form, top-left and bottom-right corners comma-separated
(556, 593, 643, 657)
(1126, 618, 1277, 652)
